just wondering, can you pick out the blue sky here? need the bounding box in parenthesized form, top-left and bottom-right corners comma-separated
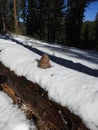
(84, 2, 98, 21)
(64, 0, 98, 21)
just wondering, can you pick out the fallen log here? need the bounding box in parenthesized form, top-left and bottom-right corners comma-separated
(0, 62, 89, 130)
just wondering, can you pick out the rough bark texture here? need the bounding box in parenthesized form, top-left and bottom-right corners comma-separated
(0, 62, 89, 130)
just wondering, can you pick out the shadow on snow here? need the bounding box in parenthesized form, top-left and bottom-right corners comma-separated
(0, 33, 98, 77)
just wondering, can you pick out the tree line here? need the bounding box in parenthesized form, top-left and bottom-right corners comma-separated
(0, 0, 98, 50)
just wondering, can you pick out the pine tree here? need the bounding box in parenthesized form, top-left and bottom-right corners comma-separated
(26, 0, 39, 37)
(81, 23, 90, 49)
(43, 0, 64, 43)
(26, 0, 64, 43)
(4, 0, 15, 32)
(65, 0, 98, 47)
(65, 0, 86, 47)
(0, 0, 7, 32)
(50, 0, 64, 43)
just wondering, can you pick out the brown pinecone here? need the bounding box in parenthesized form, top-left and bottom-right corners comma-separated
(38, 53, 51, 69)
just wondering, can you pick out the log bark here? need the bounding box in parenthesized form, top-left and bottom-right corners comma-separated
(0, 62, 89, 130)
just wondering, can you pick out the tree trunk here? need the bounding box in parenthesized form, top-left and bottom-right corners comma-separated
(39, 0, 43, 40)
(13, 0, 18, 34)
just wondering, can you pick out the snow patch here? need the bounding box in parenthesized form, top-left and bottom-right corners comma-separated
(0, 92, 36, 130)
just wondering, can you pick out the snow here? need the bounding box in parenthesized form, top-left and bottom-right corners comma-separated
(0, 91, 36, 130)
(0, 34, 98, 130)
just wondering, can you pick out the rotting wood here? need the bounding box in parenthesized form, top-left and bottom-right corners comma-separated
(0, 62, 89, 130)
(1, 83, 18, 104)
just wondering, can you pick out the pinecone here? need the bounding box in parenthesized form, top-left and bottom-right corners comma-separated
(38, 53, 51, 69)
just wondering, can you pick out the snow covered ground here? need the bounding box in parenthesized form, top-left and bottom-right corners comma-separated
(0, 34, 98, 130)
(0, 91, 36, 130)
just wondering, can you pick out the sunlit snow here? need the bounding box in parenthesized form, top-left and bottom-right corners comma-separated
(0, 34, 98, 130)
(0, 92, 36, 130)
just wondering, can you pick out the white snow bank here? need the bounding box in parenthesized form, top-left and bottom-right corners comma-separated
(0, 92, 36, 130)
(0, 36, 98, 130)
(7, 33, 98, 70)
